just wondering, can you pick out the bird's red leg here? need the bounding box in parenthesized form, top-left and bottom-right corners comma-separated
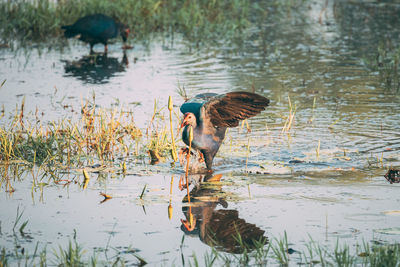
(178, 175, 185, 191)
(179, 147, 194, 166)
(104, 44, 108, 54)
(178, 147, 188, 166)
(178, 175, 190, 191)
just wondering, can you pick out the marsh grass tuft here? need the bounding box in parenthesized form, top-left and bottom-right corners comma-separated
(271, 231, 289, 266)
(1, 98, 143, 167)
(0, 95, 186, 191)
(2, 230, 400, 266)
(364, 41, 400, 91)
(376, 43, 400, 91)
(331, 241, 356, 267)
(53, 239, 85, 267)
(0, 0, 251, 48)
(281, 95, 296, 134)
(12, 206, 28, 235)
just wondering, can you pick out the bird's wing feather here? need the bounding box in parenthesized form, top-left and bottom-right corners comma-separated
(202, 92, 269, 127)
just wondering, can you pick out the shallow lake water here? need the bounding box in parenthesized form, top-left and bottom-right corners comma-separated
(1, 0, 400, 265)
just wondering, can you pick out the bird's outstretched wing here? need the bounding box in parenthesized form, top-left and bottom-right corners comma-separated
(203, 92, 269, 127)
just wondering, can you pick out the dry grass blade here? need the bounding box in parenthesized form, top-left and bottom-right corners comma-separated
(139, 184, 147, 199)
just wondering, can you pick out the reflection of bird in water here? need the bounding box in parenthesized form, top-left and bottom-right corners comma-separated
(61, 14, 130, 54)
(180, 173, 267, 254)
(180, 92, 269, 172)
(62, 52, 128, 84)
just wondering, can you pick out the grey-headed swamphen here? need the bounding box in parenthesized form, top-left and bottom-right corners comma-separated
(180, 92, 270, 171)
(62, 14, 129, 53)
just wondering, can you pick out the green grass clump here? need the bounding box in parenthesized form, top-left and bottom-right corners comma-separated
(53, 239, 85, 266)
(2, 224, 400, 266)
(0, 99, 144, 168)
(363, 41, 400, 91)
(375, 43, 400, 91)
(191, 236, 400, 267)
(0, 95, 184, 192)
(0, 0, 250, 45)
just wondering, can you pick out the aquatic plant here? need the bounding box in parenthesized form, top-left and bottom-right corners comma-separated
(146, 99, 179, 164)
(364, 42, 400, 92)
(0, 92, 199, 192)
(184, 233, 400, 266)
(1, 228, 400, 266)
(12, 206, 28, 235)
(270, 231, 289, 266)
(0, 96, 153, 191)
(168, 96, 178, 163)
(363, 242, 400, 267)
(280, 95, 296, 134)
(0, 0, 251, 47)
(53, 239, 85, 267)
(0, 99, 143, 166)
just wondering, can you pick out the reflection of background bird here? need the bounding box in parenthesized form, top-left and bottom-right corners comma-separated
(62, 14, 129, 53)
(62, 52, 128, 84)
(180, 92, 269, 171)
(181, 173, 267, 253)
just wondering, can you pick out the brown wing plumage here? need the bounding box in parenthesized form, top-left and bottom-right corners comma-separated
(203, 92, 270, 127)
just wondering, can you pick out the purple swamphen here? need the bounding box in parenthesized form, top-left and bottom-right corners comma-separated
(62, 14, 129, 53)
(180, 92, 270, 171)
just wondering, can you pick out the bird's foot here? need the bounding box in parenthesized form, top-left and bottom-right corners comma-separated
(178, 175, 190, 191)
(219, 199, 228, 208)
(178, 147, 194, 166)
(198, 151, 205, 163)
(178, 148, 187, 166)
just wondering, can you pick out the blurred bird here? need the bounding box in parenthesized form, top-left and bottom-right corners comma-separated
(62, 14, 129, 53)
(180, 91, 270, 171)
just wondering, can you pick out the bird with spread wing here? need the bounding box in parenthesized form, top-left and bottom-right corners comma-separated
(180, 92, 270, 171)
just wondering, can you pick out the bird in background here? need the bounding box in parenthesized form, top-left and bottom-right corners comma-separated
(180, 91, 269, 172)
(62, 14, 129, 54)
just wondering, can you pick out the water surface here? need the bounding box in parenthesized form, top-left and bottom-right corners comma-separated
(1, 0, 400, 265)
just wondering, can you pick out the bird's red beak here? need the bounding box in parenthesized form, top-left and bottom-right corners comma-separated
(180, 218, 196, 232)
(180, 113, 189, 128)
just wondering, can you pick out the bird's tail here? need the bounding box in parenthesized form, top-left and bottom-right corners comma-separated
(61, 25, 76, 38)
